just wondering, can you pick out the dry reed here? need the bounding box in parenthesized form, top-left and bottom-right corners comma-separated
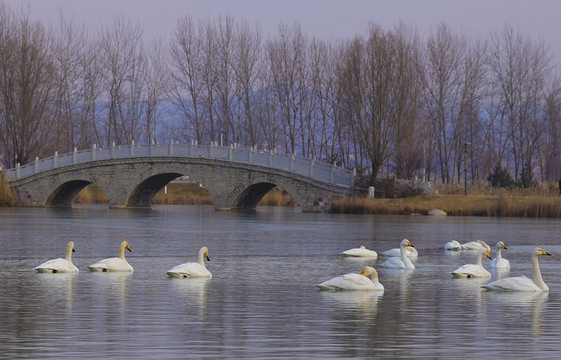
(0, 172, 14, 206)
(331, 185, 561, 218)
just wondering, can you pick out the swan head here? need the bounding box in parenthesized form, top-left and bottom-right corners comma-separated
(401, 239, 414, 248)
(122, 241, 132, 252)
(496, 241, 507, 250)
(67, 241, 75, 253)
(481, 247, 491, 260)
(201, 246, 210, 262)
(360, 266, 378, 280)
(359, 245, 366, 249)
(534, 247, 551, 257)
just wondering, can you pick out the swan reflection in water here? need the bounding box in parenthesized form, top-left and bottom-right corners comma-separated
(170, 277, 211, 319)
(382, 268, 414, 308)
(90, 271, 132, 312)
(452, 276, 488, 307)
(320, 290, 383, 312)
(483, 291, 548, 336)
(36, 272, 76, 314)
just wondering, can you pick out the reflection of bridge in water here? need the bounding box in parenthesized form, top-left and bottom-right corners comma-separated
(5, 142, 355, 212)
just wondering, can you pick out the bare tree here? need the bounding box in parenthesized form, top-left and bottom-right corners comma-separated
(51, 11, 88, 153)
(266, 22, 307, 154)
(419, 24, 463, 183)
(144, 39, 169, 144)
(342, 24, 422, 185)
(0, 7, 56, 166)
(169, 16, 206, 144)
(78, 37, 104, 148)
(99, 16, 144, 145)
(488, 24, 551, 181)
(231, 19, 262, 146)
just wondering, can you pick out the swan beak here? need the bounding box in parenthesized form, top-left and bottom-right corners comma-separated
(408, 241, 414, 248)
(485, 251, 491, 260)
(206, 254, 210, 262)
(72, 248, 75, 253)
(503, 244, 507, 249)
(126, 245, 132, 252)
(360, 271, 366, 276)
(542, 250, 551, 256)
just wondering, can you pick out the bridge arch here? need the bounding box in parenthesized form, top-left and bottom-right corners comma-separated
(46, 180, 93, 207)
(126, 172, 183, 208)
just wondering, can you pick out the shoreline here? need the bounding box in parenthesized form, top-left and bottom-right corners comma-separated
(3, 179, 561, 217)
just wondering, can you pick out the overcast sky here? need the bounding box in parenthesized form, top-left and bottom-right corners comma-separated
(14, 0, 561, 59)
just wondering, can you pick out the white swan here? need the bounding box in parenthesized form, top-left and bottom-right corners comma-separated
(381, 239, 415, 269)
(489, 241, 510, 269)
(461, 240, 490, 251)
(316, 266, 384, 291)
(167, 246, 212, 278)
(444, 240, 462, 251)
(88, 241, 133, 272)
(341, 245, 378, 258)
(383, 245, 418, 258)
(34, 241, 79, 273)
(451, 247, 492, 278)
(482, 248, 551, 292)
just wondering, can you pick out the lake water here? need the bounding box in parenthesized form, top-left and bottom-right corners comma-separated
(1, 205, 561, 359)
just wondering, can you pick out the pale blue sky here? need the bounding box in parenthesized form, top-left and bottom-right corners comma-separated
(14, 0, 561, 57)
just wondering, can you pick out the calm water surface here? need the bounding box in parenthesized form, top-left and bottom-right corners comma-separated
(1, 205, 561, 359)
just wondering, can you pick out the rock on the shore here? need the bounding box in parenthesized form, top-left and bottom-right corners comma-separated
(427, 209, 447, 216)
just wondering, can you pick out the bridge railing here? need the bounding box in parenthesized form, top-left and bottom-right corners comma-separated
(4, 142, 355, 187)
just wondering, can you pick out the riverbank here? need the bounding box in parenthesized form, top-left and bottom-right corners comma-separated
(3, 177, 561, 217)
(331, 183, 561, 217)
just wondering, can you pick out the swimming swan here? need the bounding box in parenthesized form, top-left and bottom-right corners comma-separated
(482, 248, 551, 292)
(34, 241, 79, 273)
(461, 240, 490, 251)
(383, 246, 418, 258)
(316, 266, 384, 291)
(444, 240, 462, 251)
(167, 246, 212, 278)
(381, 239, 415, 269)
(489, 241, 510, 270)
(88, 241, 133, 272)
(341, 245, 378, 258)
(451, 247, 491, 278)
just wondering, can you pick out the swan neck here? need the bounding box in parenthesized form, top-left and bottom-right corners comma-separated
(66, 246, 73, 262)
(533, 254, 547, 291)
(119, 244, 126, 259)
(400, 244, 407, 259)
(496, 247, 502, 260)
(198, 248, 207, 267)
(476, 250, 483, 266)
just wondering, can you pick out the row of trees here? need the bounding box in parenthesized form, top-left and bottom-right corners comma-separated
(0, 4, 560, 187)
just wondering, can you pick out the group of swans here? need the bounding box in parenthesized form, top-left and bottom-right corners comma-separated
(36, 238, 551, 293)
(321, 238, 551, 293)
(450, 240, 550, 292)
(317, 239, 416, 291)
(34, 241, 212, 278)
(450, 241, 509, 278)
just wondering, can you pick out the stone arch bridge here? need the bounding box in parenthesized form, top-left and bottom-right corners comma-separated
(4, 142, 355, 212)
